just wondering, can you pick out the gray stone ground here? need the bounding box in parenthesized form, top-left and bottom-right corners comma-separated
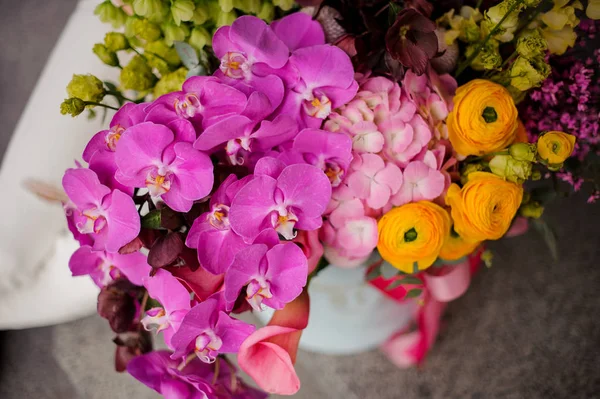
(1, 1, 599, 398)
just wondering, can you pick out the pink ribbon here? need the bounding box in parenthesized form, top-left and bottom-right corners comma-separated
(423, 259, 471, 302)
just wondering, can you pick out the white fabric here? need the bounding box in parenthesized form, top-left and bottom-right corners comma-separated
(0, 0, 119, 329)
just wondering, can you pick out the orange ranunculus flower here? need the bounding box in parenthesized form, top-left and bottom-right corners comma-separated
(537, 131, 576, 165)
(377, 201, 451, 274)
(439, 229, 481, 261)
(446, 172, 523, 242)
(447, 79, 518, 156)
(513, 119, 529, 144)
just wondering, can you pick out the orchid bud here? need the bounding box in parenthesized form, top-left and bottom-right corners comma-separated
(93, 43, 120, 67)
(94, 0, 127, 28)
(66, 74, 106, 103)
(104, 32, 130, 52)
(60, 98, 86, 117)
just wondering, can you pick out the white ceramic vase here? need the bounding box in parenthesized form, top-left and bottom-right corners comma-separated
(256, 261, 416, 355)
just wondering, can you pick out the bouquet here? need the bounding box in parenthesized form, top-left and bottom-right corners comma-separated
(56, 0, 599, 397)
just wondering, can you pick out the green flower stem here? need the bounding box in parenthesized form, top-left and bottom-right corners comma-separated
(84, 101, 119, 111)
(475, 0, 483, 9)
(513, 0, 551, 38)
(106, 89, 137, 103)
(456, 0, 525, 77)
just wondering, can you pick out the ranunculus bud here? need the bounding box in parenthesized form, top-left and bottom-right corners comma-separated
(510, 56, 551, 91)
(120, 55, 157, 91)
(66, 74, 106, 103)
(489, 154, 532, 183)
(60, 98, 86, 117)
(509, 142, 537, 162)
(94, 0, 127, 28)
(93, 43, 120, 67)
(104, 32, 129, 52)
(520, 201, 544, 219)
(516, 29, 547, 59)
(132, 18, 162, 42)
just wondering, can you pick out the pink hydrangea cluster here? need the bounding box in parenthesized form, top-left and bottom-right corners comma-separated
(321, 74, 457, 267)
(61, 13, 357, 397)
(520, 19, 600, 202)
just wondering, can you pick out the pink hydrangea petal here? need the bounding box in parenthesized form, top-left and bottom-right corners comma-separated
(336, 217, 379, 257)
(62, 168, 110, 209)
(375, 162, 403, 194)
(366, 180, 392, 209)
(271, 12, 325, 51)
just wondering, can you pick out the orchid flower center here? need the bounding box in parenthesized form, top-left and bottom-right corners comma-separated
(220, 52, 250, 79)
(246, 278, 273, 312)
(209, 204, 230, 230)
(145, 170, 172, 197)
(174, 93, 202, 119)
(324, 161, 344, 187)
(78, 207, 108, 234)
(98, 260, 120, 286)
(271, 209, 298, 240)
(141, 308, 170, 333)
(194, 330, 223, 363)
(225, 137, 251, 165)
(105, 125, 125, 151)
(304, 94, 332, 119)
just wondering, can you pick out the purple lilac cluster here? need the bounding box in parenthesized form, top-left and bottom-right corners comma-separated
(61, 12, 357, 398)
(520, 19, 600, 202)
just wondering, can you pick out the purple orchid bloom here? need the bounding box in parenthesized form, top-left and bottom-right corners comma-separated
(224, 229, 308, 312)
(213, 16, 288, 111)
(144, 76, 248, 129)
(62, 168, 140, 253)
(277, 45, 358, 128)
(271, 12, 325, 52)
(142, 269, 192, 349)
(186, 174, 249, 275)
(82, 103, 147, 195)
(69, 245, 151, 287)
(115, 121, 214, 212)
(229, 163, 332, 240)
(170, 293, 255, 363)
(292, 128, 353, 187)
(127, 350, 215, 399)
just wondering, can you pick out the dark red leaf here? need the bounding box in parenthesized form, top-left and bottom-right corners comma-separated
(118, 237, 143, 254)
(160, 207, 184, 230)
(97, 280, 139, 333)
(113, 330, 153, 372)
(147, 232, 184, 268)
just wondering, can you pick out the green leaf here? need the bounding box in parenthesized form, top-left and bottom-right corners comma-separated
(186, 64, 207, 78)
(385, 279, 404, 290)
(366, 266, 381, 281)
(532, 218, 559, 261)
(399, 276, 423, 285)
(141, 209, 162, 229)
(174, 41, 199, 69)
(405, 289, 423, 298)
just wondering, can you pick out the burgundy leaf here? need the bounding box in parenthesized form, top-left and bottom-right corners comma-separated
(160, 207, 184, 230)
(113, 330, 153, 372)
(97, 280, 139, 333)
(147, 232, 184, 268)
(118, 237, 143, 254)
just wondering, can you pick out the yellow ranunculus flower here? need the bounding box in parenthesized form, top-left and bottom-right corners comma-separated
(377, 202, 451, 274)
(446, 172, 523, 242)
(537, 131, 576, 165)
(439, 229, 481, 261)
(447, 79, 518, 157)
(513, 119, 529, 144)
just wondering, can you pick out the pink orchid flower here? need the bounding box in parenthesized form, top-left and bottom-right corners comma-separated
(141, 269, 192, 349)
(145, 76, 248, 129)
(83, 102, 147, 195)
(213, 16, 288, 111)
(170, 294, 255, 363)
(115, 121, 213, 212)
(194, 92, 298, 166)
(391, 160, 445, 206)
(224, 229, 308, 312)
(69, 245, 150, 287)
(127, 350, 216, 399)
(229, 163, 331, 240)
(186, 174, 249, 275)
(278, 45, 358, 128)
(346, 153, 403, 209)
(238, 289, 309, 396)
(62, 168, 140, 253)
(291, 128, 353, 187)
(270, 12, 325, 52)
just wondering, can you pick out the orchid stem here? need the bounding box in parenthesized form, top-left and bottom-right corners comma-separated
(212, 358, 221, 385)
(456, 0, 525, 77)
